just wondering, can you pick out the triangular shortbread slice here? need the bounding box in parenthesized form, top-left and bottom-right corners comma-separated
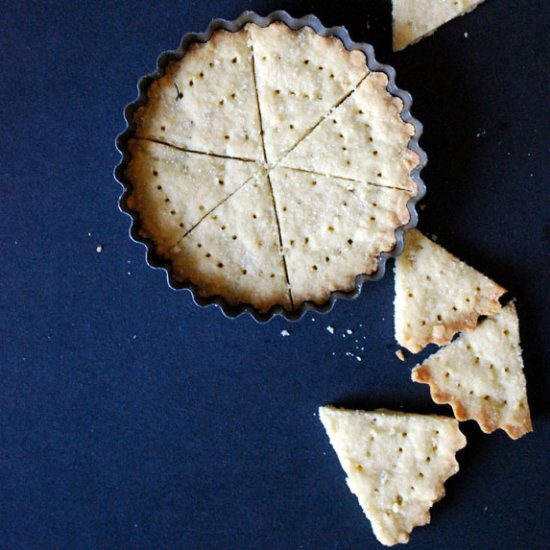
(281, 72, 419, 193)
(134, 29, 264, 161)
(125, 139, 257, 257)
(395, 229, 506, 353)
(169, 171, 291, 312)
(319, 406, 466, 546)
(247, 22, 368, 164)
(412, 302, 532, 439)
(392, 0, 486, 51)
(270, 166, 410, 306)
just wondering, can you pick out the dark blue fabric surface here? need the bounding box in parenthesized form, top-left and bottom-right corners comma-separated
(1, 1, 549, 548)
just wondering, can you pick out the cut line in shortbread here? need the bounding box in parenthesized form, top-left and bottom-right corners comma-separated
(412, 301, 532, 440)
(138, 136, 259, 164)
(392, 0, 486, 51)
(395, 229, 506, 353)
(263, 172, 295, 310)
(319, 406, 466, 546)
(276, 166, 414, 193)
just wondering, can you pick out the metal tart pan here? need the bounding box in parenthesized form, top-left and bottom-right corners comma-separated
(114, 10, 427, 322)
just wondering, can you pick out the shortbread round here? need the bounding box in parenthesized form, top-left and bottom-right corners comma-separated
(124, 22, 420, 314)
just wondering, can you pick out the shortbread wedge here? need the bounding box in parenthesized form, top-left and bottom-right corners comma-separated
(134, 29, 264, 161)
(125, 139, 257, 256)
(412, 301, 532, 439)
(247, 22, 368, 164)
(169, 171, 291, 312)
(392, 0, 486, 51)
(282, 72, 419, 193)
(270, 166, 410, 306)
(319, 406, 466, 546)
(395, 229, 506, 353)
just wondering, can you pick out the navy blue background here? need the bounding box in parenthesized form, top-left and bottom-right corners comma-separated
(1, 1, 549, 548)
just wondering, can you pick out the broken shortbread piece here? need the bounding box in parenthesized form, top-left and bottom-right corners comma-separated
(412, 301, 532, 439)
(319, 406, 466, 546)
(395, 349, 406, 361)
(392, 0, 486, 51)
(394, 229, 506, 353)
